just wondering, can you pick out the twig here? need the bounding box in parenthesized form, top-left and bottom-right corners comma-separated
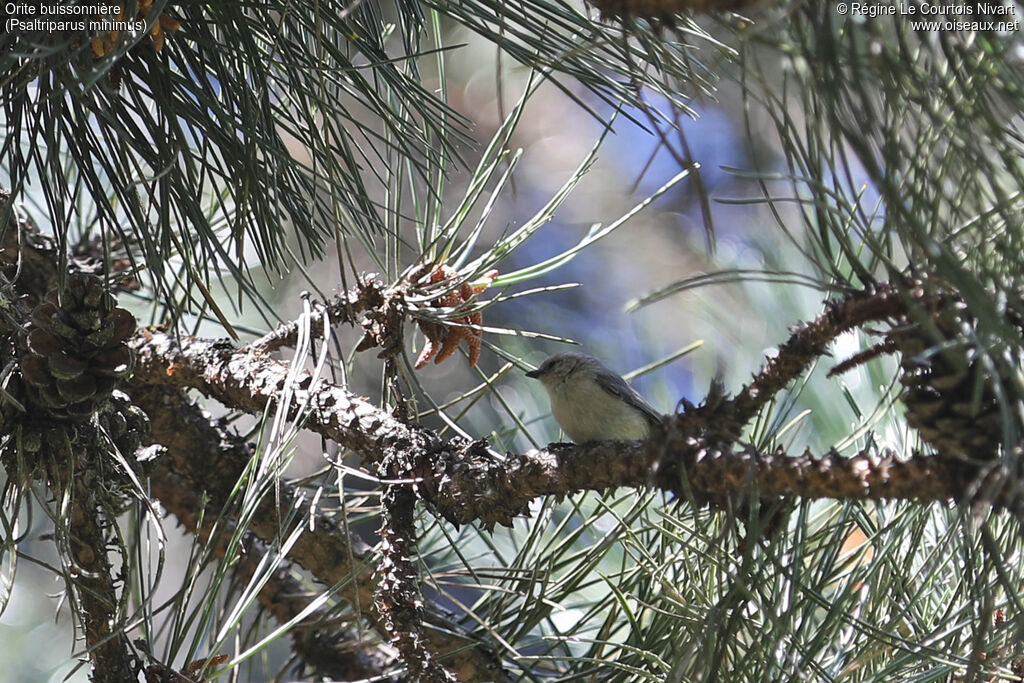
(248, 275, 386, 354)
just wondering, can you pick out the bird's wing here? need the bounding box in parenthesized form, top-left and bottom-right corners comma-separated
(594, 373, 663, 426)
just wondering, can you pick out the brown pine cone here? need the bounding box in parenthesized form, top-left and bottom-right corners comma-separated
(18, 273, 136, 421)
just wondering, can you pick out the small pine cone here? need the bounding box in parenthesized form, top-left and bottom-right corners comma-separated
(892, 285, 1013, 461)
(18, 274, 136, 421)
(98, 390, 152, 459)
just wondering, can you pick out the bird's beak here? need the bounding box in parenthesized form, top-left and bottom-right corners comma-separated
(525, 368, 542, 378)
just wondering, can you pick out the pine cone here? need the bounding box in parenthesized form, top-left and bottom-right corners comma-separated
(98, 390, 151, 458)
(18, 274, 136, 421)
(891, 282, 1017, 461)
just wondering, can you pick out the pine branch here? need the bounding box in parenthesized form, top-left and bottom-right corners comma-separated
(588, 0, 760, 23)
(52, 437, 138, 682)
(6, 195, 1023, 680)
(2, 200, 510, 682)
(129, 329, 1022, 529)
(413, 439, 1006, 525)
(131, 331, 435, 468)
(376, 480, 459, 682)
(248, 274, 388, 354)
(128, 277, 1023, 526)
(731, 285, 905, 426)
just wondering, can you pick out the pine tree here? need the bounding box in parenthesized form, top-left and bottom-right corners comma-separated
(1, 1, 1023, 680)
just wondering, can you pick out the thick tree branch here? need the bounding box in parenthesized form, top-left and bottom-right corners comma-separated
(131, 332, 437, 467)
(416, 440, 1007, 527)
(130, 324, 1009, 531)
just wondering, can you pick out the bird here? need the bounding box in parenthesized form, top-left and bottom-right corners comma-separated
(525, 352, 661, 443)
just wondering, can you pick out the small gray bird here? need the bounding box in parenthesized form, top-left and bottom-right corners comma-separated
(526, 352, 661, 442)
